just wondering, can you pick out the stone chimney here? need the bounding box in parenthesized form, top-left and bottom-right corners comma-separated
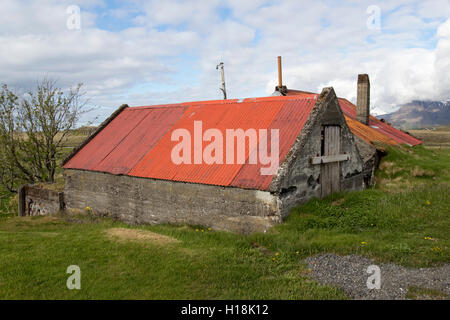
(356, 74, 370, 125)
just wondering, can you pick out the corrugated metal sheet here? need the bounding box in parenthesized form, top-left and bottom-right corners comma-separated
(344, 116, 398, 145)
(64, 106, 186, 174)
(286, 90, 422, 146)
(94, 107, 186, 174)
(65, 96, 318, 190)
(64, 108, 149, 171)
(181, 99, 239, 106)
(338, 98, 422, 146)
(128, 100, 292, 188)
(230, 98, 316, 190)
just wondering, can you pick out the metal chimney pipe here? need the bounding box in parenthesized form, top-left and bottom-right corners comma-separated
(278, 56, 283, 87)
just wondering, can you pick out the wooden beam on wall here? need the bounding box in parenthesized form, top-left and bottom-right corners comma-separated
(311, 154, 350, 165)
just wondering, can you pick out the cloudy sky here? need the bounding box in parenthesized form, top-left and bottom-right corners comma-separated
(1, 0, 450, 123)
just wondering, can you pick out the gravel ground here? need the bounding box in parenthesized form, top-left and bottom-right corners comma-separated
(304, 253, 450, 300)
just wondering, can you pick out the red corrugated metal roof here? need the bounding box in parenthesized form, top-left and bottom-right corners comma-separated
(285, 90, 422, 146)
(337, 98, 422, 146)
(64, 88, 421, 191)
(63, 106, 187, 173)
(344, 116, 398, 145)
(93, 107, 187, 174)
(128, 99, 314, 188)
(64, 96, 318, 190)
(230, 99, 315, 190)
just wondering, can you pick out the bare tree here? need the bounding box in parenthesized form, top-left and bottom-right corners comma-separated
(0, 79, 88, 191)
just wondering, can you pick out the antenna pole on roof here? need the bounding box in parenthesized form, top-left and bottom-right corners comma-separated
(216, 62, 227, 100)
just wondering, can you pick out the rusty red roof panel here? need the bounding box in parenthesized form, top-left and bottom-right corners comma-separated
(338, 98, 422, 146)
(344, 116, 398, 145)
(286, 90, 422, 146)
(93, 106, 187, 175)
(230, 98, 316, 190)
(64, 107, 187, 173)
(64, 108, 151, 171)
(128, 100, 289, 188)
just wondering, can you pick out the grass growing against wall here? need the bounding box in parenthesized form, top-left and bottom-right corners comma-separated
(375, 144, 450, 191)
(0, 145, 448, 299)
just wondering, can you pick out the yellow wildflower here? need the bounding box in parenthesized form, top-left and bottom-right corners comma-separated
(426, 200, 431, 205)
(361, 241, 367, 245)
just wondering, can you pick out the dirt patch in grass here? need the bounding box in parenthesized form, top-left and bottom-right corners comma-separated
(411, 166, 434, 177)
(106, 228, 181, 245)
(331, 198, 345, 206)
(379, 161, 394, 170)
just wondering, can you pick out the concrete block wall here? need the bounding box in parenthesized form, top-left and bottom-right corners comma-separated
(64, 169, 281, 234)
(18, 185, 64, 216)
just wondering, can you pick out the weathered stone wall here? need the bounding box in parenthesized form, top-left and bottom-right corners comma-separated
(276, 127, 364, 218)
(64, 169, 281, 234)
(272, 88, 364, 218)
(18, 185, 64, 216)
(354, 136, 380, 187)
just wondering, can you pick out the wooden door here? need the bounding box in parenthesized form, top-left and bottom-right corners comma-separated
(321, 126, 341, 197)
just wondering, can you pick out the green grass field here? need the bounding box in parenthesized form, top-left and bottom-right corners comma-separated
(0, 135, 448, 299)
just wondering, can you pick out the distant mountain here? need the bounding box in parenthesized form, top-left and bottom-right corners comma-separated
(377, 100, 450, 129)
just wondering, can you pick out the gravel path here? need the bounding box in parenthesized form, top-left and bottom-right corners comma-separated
(304, 253, 450, 300)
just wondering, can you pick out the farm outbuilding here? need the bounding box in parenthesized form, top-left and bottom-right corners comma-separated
(60, 71, 422, 233)
(62, 87, 366, 233)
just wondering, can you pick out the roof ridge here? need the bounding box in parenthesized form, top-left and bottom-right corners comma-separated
(128, 95, 318, 110)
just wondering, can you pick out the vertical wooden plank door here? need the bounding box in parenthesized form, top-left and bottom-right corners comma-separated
(321, 126, 341, 198)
